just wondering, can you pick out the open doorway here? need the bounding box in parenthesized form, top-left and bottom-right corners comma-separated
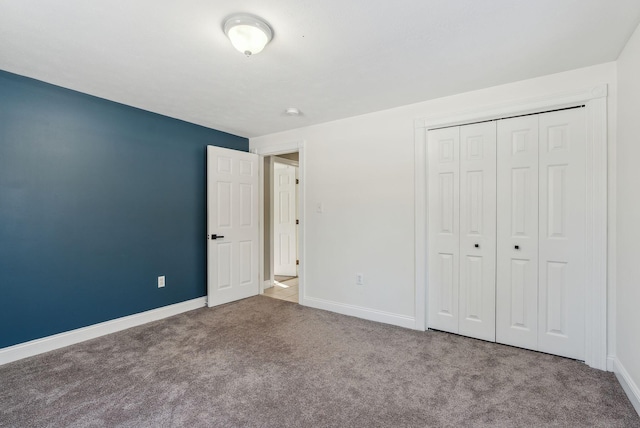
(263, 152, 299, 303)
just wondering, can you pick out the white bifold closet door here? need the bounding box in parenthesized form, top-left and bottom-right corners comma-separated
(496, 115, 540, 351)
(537, 109, 586, 359)
(428, 122, 497, 341)
(497, 109, 586, 360)
(428, 107, 587, 360)
(427, 126, 460, 334)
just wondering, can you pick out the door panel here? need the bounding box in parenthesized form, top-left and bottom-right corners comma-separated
(239, 183, 253, 226)
(458, 122, 496, 341)
(239, 240, 254, 285)
(427, 127, 460, 334)
(207, 146, 259, 306)
(537, 108, 586, 360)
(217, 243, 232, 289)
(508, 259, 530, 329)
(496, 115, 539, 351)
(217, 182, 232, 227)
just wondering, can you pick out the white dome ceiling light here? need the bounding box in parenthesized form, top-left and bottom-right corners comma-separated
(285, 107, 301, 116)
(224, 14, 273, 57)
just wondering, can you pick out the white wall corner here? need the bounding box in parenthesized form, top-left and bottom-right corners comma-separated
(607, 355, 616, 372)
(264, 280, 273, 289)
(302, 296, 416, 330)
(614, 358, 640, 416)
(0, 297, 207, 366)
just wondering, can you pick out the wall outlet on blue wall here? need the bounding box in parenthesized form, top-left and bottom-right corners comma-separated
(158, 276, 166, 288)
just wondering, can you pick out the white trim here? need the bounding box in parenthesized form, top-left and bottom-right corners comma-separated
(268, 156, 275, 288)
(303, 296, 416, 330)
(0, 297, 207, 366)
(258, 154, 265, 294)
(263, 279, 273, 289)
(414, 84, 609, 370)
(413, 85, 607, 131)
(254, 140, 305, 305)
(583, 95, 609, 370)
(607, 355, 616, 372)
(606, 91, 617, 369)
(614, 358, 640, 416)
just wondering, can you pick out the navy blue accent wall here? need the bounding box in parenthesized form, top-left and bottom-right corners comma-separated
(0, 70, 248, 348)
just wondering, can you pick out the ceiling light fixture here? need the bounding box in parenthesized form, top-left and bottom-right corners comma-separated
(285, 107, 301, 116)
(224, 14, 273, 57)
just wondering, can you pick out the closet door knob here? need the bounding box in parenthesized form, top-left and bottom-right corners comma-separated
(514, 245, 520, 250)
(474, 244, 479, 248)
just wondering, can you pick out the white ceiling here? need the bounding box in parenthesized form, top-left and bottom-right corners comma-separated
(1, 1, 639, 138)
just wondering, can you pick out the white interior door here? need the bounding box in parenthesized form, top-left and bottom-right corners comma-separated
(496, 115, 540, 350)
(427, 127, 460, 334)
(458, 122, 497, 341)
(207, 146, 259, 307)
(537, 108, 586, 360)
(273, 162, 297, 277)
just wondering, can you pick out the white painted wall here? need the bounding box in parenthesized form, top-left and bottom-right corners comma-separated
(615, 22, 640, 412)
(251, 63, 616, 330)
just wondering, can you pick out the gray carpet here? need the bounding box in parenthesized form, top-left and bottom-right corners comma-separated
(1, 296, 638, 427)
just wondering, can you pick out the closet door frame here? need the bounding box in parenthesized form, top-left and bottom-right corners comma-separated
(414, 84, 608, 370)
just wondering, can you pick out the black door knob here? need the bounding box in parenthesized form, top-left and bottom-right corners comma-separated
(474, 244, 479, 248)
(514, 245, 520, 250)
(211, 234, 225, 240)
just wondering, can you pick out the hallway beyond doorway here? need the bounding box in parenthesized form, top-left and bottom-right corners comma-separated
(263, 276, 298, 303)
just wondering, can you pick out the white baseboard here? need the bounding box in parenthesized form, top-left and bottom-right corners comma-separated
(263, 280, 273, 289)
(0, 297, 207, 366)
(614, 358, 640, 416)
(302, 296, 415, 330)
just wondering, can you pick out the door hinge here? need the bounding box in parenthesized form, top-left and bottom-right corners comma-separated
(296, 219, 299, 225)
(296, 260, 299, 265)
(296, 179, 299, 184)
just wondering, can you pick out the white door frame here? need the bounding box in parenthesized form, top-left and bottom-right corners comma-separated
(414, 85, 608, 370)
(270, 156, 299, 286)
(254, 141, 305, 305)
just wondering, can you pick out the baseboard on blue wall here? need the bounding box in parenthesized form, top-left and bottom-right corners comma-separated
(302, 296, 415, 330)
(614, 358, 640, 416)
(0, 297, 207, 366)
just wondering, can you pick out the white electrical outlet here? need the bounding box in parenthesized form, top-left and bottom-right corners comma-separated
(158, 276, 165, 288)
(356, 273, 364, 285)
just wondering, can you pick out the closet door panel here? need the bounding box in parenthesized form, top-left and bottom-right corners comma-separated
(538, 108, 586, 360)
(427, 127, 460, 334)
(496, 116, 539, 351)
(458, 122, 497, 341)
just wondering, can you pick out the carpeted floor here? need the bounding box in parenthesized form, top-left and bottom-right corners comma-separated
(1, 296, 638, 427)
